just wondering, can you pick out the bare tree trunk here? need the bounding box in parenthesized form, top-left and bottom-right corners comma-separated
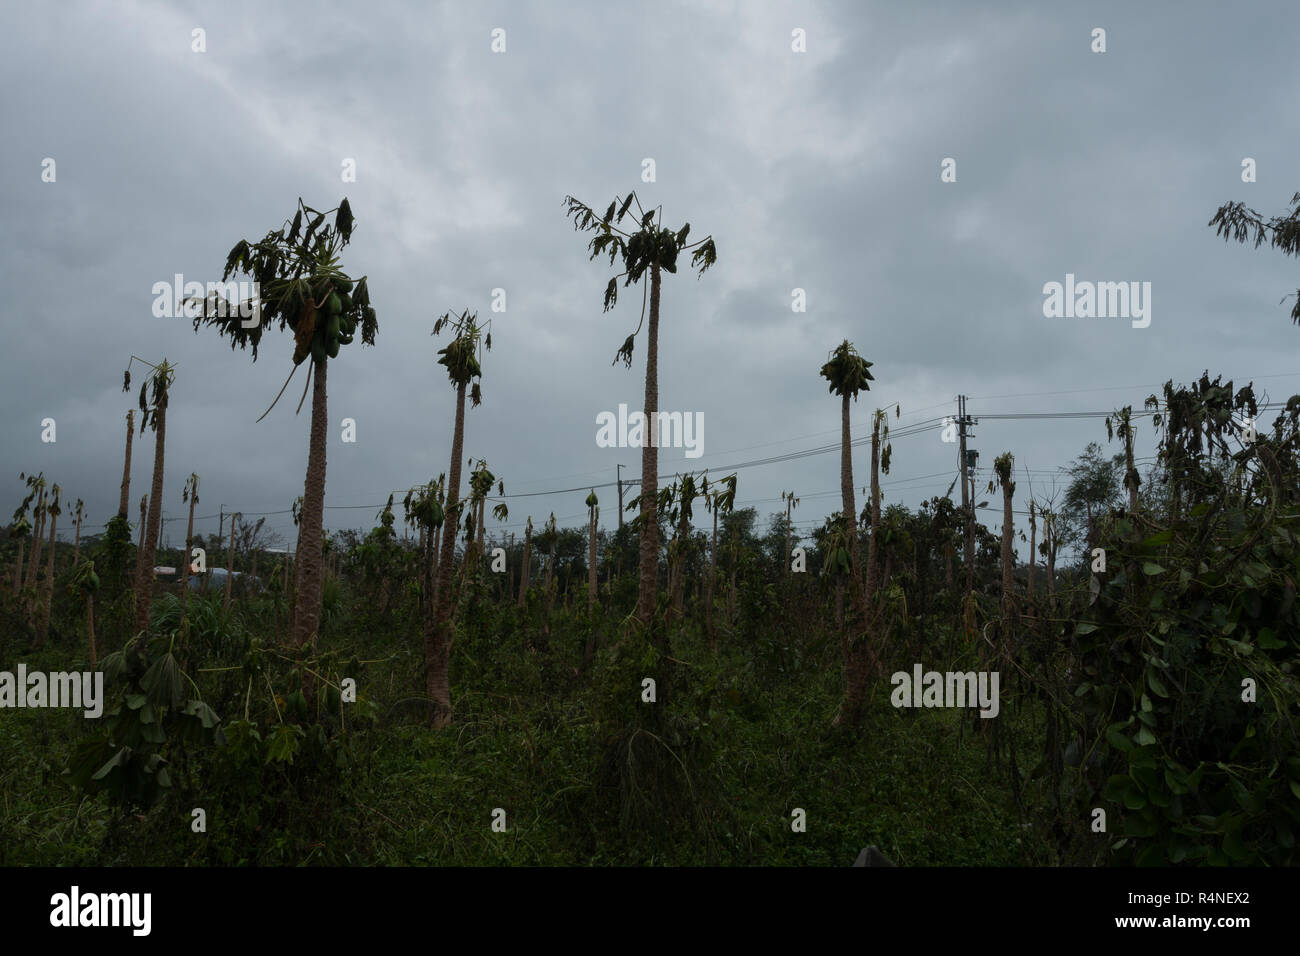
(86, 592, 96, 665)
(73, 507, 83, 567)
(12, 539, 24, 593)
(293, 359, 329, 657)
(784, 498, 793, 579)
(135, 387, 168, 637)
(36, 504, 58, 647)
(706, 509, 718, 651)
(1124, 421, 1139, 513)
(431, 523, 441, 611)
(670, 506, 688, 618)
(427, 380, 466, 729)
(475, 498, 486, 563)
(1000, 471, 1016, 625)
(728, 566, 737, 622)
(26, 489, 46, 594)
(865, 413, 883, 604)
(518, 522, 531, 607)
(1027, 501, 1036, 600)
(181, 482, 196, 627)
(588, 505, 598, 611)
(225, 514, 237, 612)
(118, 410, 134, 517)
(833, 393, 873, 728)
(636, 261, 661, 630)
(134, 494, 147, 601)
(1047, 522, 1057, 614)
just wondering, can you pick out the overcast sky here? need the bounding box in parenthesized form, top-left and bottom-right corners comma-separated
(3, 0, 1298, 559)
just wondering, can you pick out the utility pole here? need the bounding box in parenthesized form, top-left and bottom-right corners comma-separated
(957, 396, 977, 601)
(616, 464, 625, 530)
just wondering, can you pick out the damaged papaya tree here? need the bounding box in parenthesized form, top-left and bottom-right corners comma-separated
(189, 198, 377, 663)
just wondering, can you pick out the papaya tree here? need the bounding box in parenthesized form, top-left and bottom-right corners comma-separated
(117, 409, 134, 517)
(666, 473, 701, 619)
(224, 511, 238, 612)
(180, 474, 198, 627)
(36, 483, 61, 647)
(863, 406, 897, 611)
(427, 309, 489, 728)
(190, 197, 376, 652)
(124, 356, 175, 637)
(990, 452, 1016, 628)
(820, 340, 878, 727)
(781, 490, 800, 578)
(1106, 406, 1140, 513)
(9, 510, 30, 593)
(71, 499, 85, 567)
(563, 190, 717, 631)
(135, 495, 147, 592)
(586, 489, 599, 611)
(461, 459, 501, 580)
(22, 473, 47, 601)
(518, 516, 533, 608)
(404, 476, 445, 637)
(72, 559, 100, 665)
(702, 473, 737, 651)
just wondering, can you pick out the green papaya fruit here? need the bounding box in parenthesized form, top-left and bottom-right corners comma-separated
(340, 314, 356, 335)
(327, 337, 340, 358)
(339, 292, 352, 312)
(338, 331, 353, 345)
(334, 277, 353, 294)
(326, 314, 340, 340)
(311, 338, 327, 364)
(327, 292, 342, 315)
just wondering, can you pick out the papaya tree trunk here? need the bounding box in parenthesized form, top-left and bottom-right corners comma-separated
(835, 398, 883, 727)
(518, 523, 531, 607)
(293, 358, 329, 656)
(225, 514, 237, 612)
(134, 494, 147, 599)
(1000, 473, 1016, 627)
(26, 490, 45, 594)
(588, 505, 598, 611)
(636, 261, 661, 630)
(1027, 502, 1036, 601)
(706, 508, 718, 651)
(118, 410, 134, 517)
(86, 592, 96, 666)
(133, 392, 166, 639)
(12, 539, 24, 593)
(135, 389, 168, 637)
(36, 505, 58, 647)
(427, 380, 466, 729)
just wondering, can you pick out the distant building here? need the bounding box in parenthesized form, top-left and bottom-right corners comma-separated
(187, 567, 263, 592)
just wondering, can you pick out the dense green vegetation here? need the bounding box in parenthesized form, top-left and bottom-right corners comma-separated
(3, 191, 1298, 867)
